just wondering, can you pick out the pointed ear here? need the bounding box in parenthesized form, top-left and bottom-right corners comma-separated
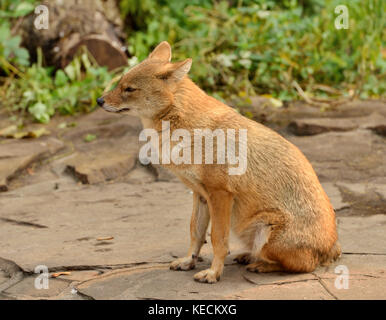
(148, 41, 171, 62)
(156, 59, 192, 82)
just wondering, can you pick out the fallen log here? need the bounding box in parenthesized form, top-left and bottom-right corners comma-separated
(19, 0, 128, 70)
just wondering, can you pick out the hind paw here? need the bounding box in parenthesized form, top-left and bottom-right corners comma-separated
(246, 261, 283, 273)
(234, 252, 252, 265)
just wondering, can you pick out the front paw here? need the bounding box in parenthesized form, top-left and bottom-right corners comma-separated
(170, 256, 196, 271)
(193, 268, 220, 284)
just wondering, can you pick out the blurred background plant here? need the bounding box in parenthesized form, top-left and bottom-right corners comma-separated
(0, 0, 385, 123)
(0, 0, 117, 123)
(121, 0, 385, 102)
(3, 48, 113, 123)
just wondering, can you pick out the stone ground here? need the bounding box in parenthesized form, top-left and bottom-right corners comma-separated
(0, 99, 385, 300)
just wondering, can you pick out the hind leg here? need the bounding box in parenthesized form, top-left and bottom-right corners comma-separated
(254, 244, 318, 273)
(234, 222, 271, 266)
(237, 211, 284, 270)
(246, 260, 284, 273)
(244, 222, 286, 272)
(246, 245, 318, 273)
(239, 210, 319, 273)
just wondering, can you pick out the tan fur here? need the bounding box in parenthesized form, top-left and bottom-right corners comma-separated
(99, 41, 341, 283)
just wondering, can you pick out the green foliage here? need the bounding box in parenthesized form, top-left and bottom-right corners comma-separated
(121, 0, 385, 100)
(84, 133, 97, 143)
(0, 0, 384, 124)
(2, 50, 113, 123)
(0, 0, 36, 18)
(0, 1, 116, 123)
(0, 21, 29, 71)
(0, 0, 36, 73)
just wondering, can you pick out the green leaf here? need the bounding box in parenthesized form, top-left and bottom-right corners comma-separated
(29, 102, 50, 123)
(55, 70, 68, 86)
(84, 134, 97, 142)
(64, 64, 76, 81)
(13, 2, 35, 17)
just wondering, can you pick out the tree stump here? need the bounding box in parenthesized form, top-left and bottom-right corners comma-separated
(20, 0, 128, 70)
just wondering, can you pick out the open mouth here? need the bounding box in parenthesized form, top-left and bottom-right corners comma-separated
(101, 105, 130, 113)
(116, 107, 130, 113)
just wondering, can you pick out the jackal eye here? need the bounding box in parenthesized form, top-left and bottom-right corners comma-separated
(125, 86, 136, 92)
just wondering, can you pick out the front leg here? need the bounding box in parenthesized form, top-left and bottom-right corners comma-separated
(194, 190, 233, 284)
(170, 192, 209, 271)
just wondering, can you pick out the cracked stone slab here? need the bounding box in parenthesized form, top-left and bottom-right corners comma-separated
(0, 181, 193, 271)
(313, 254, 386, 300)
(66, 150, 137, 184)
(0, 257, 25, 293)
(241, 270, 317, 286)
(337, 181, 386, 201)
(65, 136, 139, 184)
(240, 100, 386, 129)
(0, 137, 64, 191)
(50, 286, 90, 300)
(225, 280, 333, 300)
(3, 276, 70, 299)
(55, 270, 101, 282)
(335, 182, 386, 216)
(288, 129, 386, 184)
(319, 277, 386, 300)
(314, 253, 386, 279)
(288, 112, 386, 136)
(337, 215, 386, 254)
(77, 264, 255, 300)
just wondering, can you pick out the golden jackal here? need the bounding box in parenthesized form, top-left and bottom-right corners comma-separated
(98, 41, 341, 283)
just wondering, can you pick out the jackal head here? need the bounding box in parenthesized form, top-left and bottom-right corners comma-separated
(97, 41, 192, 119)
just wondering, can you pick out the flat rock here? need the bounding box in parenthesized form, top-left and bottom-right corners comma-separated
(321, 182, 349, 211)
(314, 254, 386, 300)
(288, 130, 386, 184)
(65, 136, 139, 184)
(320, 277, 385, 300)
(241, 99, 386, 126)
(241, 269, 317, 286)
(336, 182, 386, 216)
(337, 215, 386, 254)
(289, 117, 359, 136)
(288, 112, 385, 136)
(0, 101, 385, 300)
(0, 138, 64, 191)
(0, 180, 193, 271)
(60, 110, 142, 143)
(4, 276, 69, 299)
(77, 264, 255, 300)
(225, 280, 333, 300)
(66, 151, 136, 184)
(314, 253, 386, 279)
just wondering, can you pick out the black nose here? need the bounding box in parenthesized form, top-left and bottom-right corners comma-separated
(97, 97, 104, 106)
